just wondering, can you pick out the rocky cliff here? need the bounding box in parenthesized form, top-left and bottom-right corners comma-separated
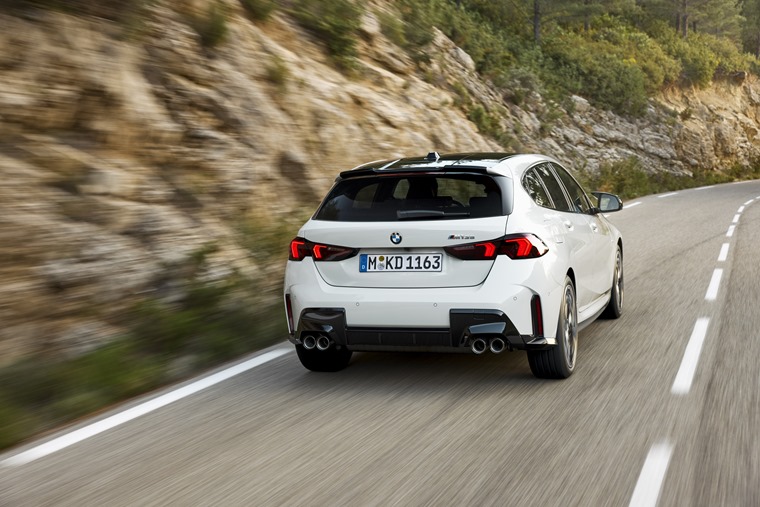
(1, 1, 759, 364)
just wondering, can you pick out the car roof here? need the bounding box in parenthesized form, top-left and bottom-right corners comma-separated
(341, 152, 557, 180)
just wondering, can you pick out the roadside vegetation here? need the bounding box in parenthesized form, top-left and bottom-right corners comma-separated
(0, 280, 287, 451)
(579, 157, 760, 200)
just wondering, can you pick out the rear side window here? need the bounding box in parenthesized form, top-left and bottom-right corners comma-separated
(523, 168, 552, 208)
(552, 163, 592, 214)
(534, 164, 571, 212)
(315, 174, 508, 221)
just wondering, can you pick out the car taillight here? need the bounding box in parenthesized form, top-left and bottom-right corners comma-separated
(444, 234, 548, 260)
(288, 237, 357, 261)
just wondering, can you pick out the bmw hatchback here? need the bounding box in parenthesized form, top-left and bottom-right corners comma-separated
(284, 153, 623, 378)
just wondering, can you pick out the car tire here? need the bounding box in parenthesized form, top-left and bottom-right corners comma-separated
(528, 276, 577, 379)
(601, 246, 623, 319)
(295, 344, 353, 372)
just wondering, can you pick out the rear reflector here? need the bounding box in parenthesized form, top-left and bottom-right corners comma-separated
(285, 294, 294, 335)
(531, 295, 543, 336)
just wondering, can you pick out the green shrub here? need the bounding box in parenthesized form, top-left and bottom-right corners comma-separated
(240, 0, 276, 22)
(266, 56, 290, 91)
(191, 1, 229, 48)
(378, 9, 407, 47)
(291, 0, 362, 69)
(542, 31, 649, 116)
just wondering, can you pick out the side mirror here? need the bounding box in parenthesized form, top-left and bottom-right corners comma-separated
(590, 192, 623, 213)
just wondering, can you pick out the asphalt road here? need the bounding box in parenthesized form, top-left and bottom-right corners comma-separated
(2, 181, 760, 507)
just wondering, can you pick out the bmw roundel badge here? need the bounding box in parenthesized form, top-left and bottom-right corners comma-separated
(390, 232, 402, 245)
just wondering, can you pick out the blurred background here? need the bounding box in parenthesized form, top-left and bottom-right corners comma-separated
(2, 0, 760, 450)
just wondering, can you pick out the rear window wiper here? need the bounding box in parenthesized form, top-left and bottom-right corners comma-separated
(397, 210, 471, 220)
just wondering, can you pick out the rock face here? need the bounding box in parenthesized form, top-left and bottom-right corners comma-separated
(1, 3, 759, 363)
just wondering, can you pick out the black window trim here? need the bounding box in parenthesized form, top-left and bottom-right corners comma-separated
(521, 165, 557, 210)
(548, 162, 593, 215)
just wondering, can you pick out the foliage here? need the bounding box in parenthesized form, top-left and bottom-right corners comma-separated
(378, 9, 407, 47)
(240, 0, 276, 22)
(190, 1, 229, 48)
(0, 235, 291, 450)
(266, 55, 290, 92)
(541, 30, 649, 115)
(577, 156, 760, 200)
(5, 0, 152, 22)
(291, 0, 362, 69)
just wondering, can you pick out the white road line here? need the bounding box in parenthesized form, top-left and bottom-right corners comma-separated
(693, 185, 713, 191)
(1, 348, 291, 467)
(737, 206, 745, 213)
(629, 441, 674, 507)
(744, 199, 754, 205)
(732, 214, 741, 223)
(727, 225, 735, 237)
(672, 318, 711, 395)
(626, 201, 642, 208)
(705, 269, 723, 301)
(718, 243, 729, 262)
(658, 192, 678, 198)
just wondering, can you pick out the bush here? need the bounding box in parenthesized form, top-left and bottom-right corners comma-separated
(542, 31, 649, 116)
(191, 1, 229, 48)
(266, 56, 290, 91)
(291, 0, 362, 69)
(240, 0, 276, 22)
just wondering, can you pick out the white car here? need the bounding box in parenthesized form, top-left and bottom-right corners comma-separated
(284, 153, 623, 378)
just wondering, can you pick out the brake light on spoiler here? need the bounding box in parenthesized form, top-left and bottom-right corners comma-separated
(444, 234, 548, 260)
(289, 237, 358, 262)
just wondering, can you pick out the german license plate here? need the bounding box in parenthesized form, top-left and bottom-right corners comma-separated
(359, 253, 442, 272)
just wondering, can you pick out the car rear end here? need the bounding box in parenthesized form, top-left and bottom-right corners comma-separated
(284, 155, 557, 358)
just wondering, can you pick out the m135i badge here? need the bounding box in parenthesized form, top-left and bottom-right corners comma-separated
(448, 234, 475, 240)
(390, 232, 402, 244)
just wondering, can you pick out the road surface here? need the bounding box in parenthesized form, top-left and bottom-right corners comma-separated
(2, 181, 760, 506)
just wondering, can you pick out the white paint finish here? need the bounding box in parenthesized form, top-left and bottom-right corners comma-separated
(727, 225, 735, 237)
(0, 348, 291, 467)
(705, 269, 723, 301)
(718, 243, 729, 262)
(672, 318, 710, 395)
(657, 192, 678, 198)
(625, 201, 642, 208)
(732, 214, 741, 223)
(737, 206, 745, 213)
(629, 442, 674, 507)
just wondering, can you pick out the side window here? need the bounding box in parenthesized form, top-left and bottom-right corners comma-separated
(523, 169, 553, 208)
(534, 164, 571, 212)
(552, 163, 591, 214)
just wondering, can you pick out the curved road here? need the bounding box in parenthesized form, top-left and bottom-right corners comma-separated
(2, 181, 760, 506)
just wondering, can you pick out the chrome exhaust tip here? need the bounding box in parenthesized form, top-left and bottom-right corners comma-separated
(471, 338, 487, 355)
(316, 335, 332, 351)
(302, 335, 317, 350)
(489, 337, 506, 354)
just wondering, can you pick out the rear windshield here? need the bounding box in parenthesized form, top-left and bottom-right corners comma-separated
(314, 173, 509, 222)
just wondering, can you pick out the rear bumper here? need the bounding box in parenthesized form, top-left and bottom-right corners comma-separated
(290, 307, 556, 352)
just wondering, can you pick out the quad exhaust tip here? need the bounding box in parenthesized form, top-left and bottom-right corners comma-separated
(302, 335, 317, 350)
(316, 336, 332, 351)
(489, 337, 506, 354)
(471, 338, 487, 355)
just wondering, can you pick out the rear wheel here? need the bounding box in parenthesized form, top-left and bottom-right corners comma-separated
(601, 247, 623, 319)
(296, 344, 352, 372)
(528, 277, 577, 379)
